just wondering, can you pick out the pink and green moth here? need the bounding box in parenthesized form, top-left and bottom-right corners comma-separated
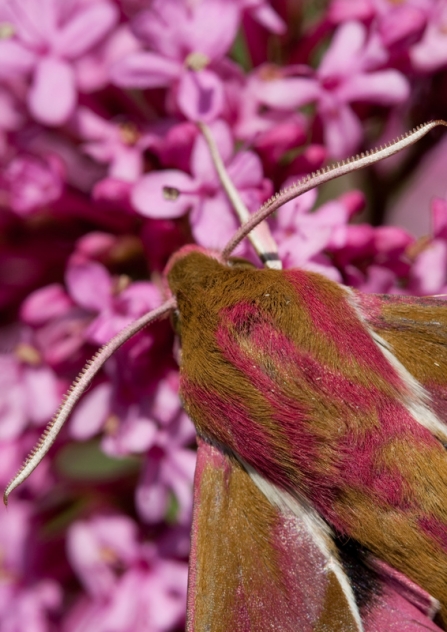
(5, 119, 447, 631)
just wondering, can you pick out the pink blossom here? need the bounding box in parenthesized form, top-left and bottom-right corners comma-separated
(135, 377, 195, 523)
(329, 0, 430, 47)
(409, 197, 447, 295)
(315, 21, 410, 156)
(74, 24, 140, 94)
(272, 183, 364, 280)
(111, 0, 241, 122)
(66, 515, 187, 632)
(0, 345, 60, 440)
(0, 501, 62, 632)
(65, 260, 162, 345)
(410, 1, 447, 71)
(75, 108, 158, 183)
(238, 0, 286, 34)
(243, 22, 409, 157)
(2, 153, 64, 215)
(132, 120, 271, 252)
(0, 0, 118, 125)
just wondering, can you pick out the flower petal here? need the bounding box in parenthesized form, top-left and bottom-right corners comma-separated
(0, 40, 35, 78)
(321, 103, 363, 158)
(191, 196, 239, 250)
(339, 70, 409, 105)
(28, 56, 76, 125)
(66, 261, 112, 312)
(132, 170, 198, 218)
(20, 284, 73, 325)
(24, 366, 60, 425)
(250, 3, 286, 34)
(55, 2, 118, 59)
(110, 52, 180, 88)
(177, 69, 224, 122)
(70, 383, 112, 440)
(319, 21, 366, 77)
(252, 76, 320, 109)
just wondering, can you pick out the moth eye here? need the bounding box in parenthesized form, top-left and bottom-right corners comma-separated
(170, 309, 181, 335)
(227, 256, 256, 269)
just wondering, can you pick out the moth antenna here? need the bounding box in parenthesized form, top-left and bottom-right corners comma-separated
(198, 122, 282, 270)
(223, 119, 447, 258)
(3, 297, 176, 505)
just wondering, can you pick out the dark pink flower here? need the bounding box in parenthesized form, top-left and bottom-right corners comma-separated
(0, 501, 62, 631)
(2, 153, 65, 216)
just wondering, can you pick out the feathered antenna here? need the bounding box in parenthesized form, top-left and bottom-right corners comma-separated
(222, 120, 447, 258)
(3, 298, 176, 505)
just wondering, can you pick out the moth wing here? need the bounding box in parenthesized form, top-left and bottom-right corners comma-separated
(357, 293, 447, 426)
(186, 438, 362, 632)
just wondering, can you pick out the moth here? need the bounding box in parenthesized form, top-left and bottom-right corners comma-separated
(5, 119, 447, 631)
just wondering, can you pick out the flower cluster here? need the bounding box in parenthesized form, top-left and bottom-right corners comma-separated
(1, 0, 447, 629)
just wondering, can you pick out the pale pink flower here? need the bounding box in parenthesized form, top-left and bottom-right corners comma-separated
(409, 197, 447, 295)
(65, 260, 161, 345)
(242, 22, 409, 157)
(315, 21, 410, 156)
(0, 346, 60, 440)
(411, 1, 447, 71)
(272, 183, 364, 280)
(75, 108, 158, 183)
(111, 0, 241, 121)
(132, 120, 272, 252)
(0, 0, 118, 125)
(329, 0, 431, 47)
(66, 515, 187, 632)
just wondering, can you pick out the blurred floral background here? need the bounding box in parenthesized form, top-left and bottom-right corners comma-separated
(2, 0, 447, 629)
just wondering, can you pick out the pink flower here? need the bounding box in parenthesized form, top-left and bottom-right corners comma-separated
(0, 501, 62, 632)
(329, 0, 430, 47)
(272, 183, 364, 280)
(243, 22, 409, 157)
(315, 21, 410, 156)
(410, 2, 447, 72)
(65, 260, 162, 345)
(66, 515, 187, 632)
(132, 120, 272, 253)
(0, 343, 61, 440)
(409, 197, 447, 295)
(237, 0, 286, 34)
(75, 108, 158, 183)
(68, 369, 196, 524)
(135, 376, 195, 524)
(2, 153, 64, 215)
(111, 0, 241, 122)
(0, 0, 118, 125)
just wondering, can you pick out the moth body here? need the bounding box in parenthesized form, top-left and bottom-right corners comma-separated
(168, 249, 447, 626)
